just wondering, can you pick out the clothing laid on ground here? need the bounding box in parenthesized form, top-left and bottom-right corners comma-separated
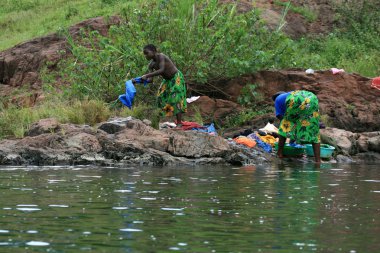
(258, 135, 277, 146)
(274, 92, 291, 118)
(372, 77, 380, 91)
(157, 71, 187, 117)
(259, 122, 279, 134)
(178, 121, 203, 131)
(277, 90, 320, 144)
(247, 133, 272, 153)
(234, 136, 257, 148)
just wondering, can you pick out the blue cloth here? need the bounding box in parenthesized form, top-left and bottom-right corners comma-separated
(119, 80, 136, 109)
(134, 77, 149, 86)
(274, 92, 291, 118)
(193, 123, 217, 135)
(248, 133, 272, 153)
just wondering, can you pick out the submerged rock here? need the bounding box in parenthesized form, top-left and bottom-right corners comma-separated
(0, 118, 272, 166)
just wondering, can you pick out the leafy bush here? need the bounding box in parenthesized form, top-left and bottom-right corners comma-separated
(57, 0, 292, 103)
(237, 84, 264, 107)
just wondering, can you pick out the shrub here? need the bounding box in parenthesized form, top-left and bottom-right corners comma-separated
(56, 0, 290, 104)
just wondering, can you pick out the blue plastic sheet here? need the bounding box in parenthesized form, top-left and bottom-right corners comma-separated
(248, 133, 272, 153)
(118, 80, 136, 109)
(192, 123, 217, 135)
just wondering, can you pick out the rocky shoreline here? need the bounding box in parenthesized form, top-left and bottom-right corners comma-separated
(0, 118, 272, 166)
(0, 117, 379, 167)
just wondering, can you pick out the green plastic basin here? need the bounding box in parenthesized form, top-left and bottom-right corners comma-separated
(305, 144, 335, 158)
(274, 143, 305, 156)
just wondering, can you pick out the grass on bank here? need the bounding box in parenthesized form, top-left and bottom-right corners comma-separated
(0, 0, 141, 51)
(273, 0, 317, 22)
(0, 99, 162, 139)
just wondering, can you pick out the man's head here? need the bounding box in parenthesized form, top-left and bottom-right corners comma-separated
(143, 44, 157, 60)
(272, 91, 286, 101)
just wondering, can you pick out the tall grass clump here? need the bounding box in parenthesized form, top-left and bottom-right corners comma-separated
(0, 99, 111, 139)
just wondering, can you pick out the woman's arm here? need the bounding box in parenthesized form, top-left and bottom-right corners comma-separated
(142, 54, 165, 79)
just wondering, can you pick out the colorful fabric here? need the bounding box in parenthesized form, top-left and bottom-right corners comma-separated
(179, 121, 203, 131)
(372, 77, 380, 91)
(278, 90, 320, 144)
(234, 136, 257, 148)
(258, 135, 277, 146)
(193, 123, 218, 136)
(157, 71, 187, 117)
(247, 134, 272, 153)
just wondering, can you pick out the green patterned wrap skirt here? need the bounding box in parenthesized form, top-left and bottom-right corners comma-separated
(157, 71, 187, 117)
(278, 90, 320, 144)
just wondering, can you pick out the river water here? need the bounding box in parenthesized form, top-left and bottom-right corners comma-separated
(0, 163, 379, 252)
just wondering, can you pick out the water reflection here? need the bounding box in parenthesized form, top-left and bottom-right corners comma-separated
(0, 163, 379, 252)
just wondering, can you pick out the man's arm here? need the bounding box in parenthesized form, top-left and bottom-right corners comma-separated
(142, 55, 165, 79)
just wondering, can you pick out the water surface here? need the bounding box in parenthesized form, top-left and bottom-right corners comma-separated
(0, 163, 379, 252)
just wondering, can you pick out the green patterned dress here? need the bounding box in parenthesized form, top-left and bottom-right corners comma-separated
(278, 90, 320, 144)
(157, 71, 187, 117)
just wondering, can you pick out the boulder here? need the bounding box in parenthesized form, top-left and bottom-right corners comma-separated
(187, 96, 242, 123)
(357, 132, 380, 152)
(368, 136, 380, 153)
(27, 118, 60, 136)
(98, 117, 132, 134)
(353, 152, 380, 163)
(336, 155, 354, 163)
(320, 127, 359, 155)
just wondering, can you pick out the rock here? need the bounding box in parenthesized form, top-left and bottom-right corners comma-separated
(98, 117, 132, 134)
(353, 152, 380, 163)
(357, 135, 370, 152)
(357, 132, 380, 152)
(65, 133, 102, 152)
(142, 119, 152, 126)
(368, 136, 380, 153)
(187, 96, 242, 123)
(336, 155, 354, 163)
(166, 130, 230, 158)
(320, 128, 359, 155)
(0, 118, 272, 166)
(27, 118, 60, 136)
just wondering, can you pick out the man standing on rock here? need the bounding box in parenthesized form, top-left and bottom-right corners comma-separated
(272, 90, 321, 163)
(137, 44, 187, 127)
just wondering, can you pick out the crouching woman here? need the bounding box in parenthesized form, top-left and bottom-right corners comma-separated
(272, 90, 321, 163)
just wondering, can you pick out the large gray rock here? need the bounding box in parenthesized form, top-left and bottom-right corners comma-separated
(357, 132, 380, 152)
(320, 128, 359, 155)
(368, 136, 380, 153)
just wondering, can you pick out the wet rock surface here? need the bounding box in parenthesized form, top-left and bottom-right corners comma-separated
(321, 127, 380, 162)
(0, 118, 272, 166)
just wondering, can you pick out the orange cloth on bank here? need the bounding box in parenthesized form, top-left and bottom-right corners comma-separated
(233, 136, 257, 148)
